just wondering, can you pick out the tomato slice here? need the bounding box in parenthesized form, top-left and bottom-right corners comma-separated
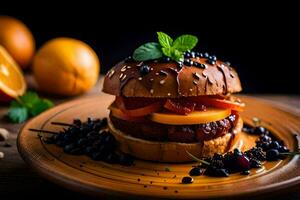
(109, 104, 145, 121)
(115, 96, 162, 117)
(190, 97, 245, 112)
(164, 99, 196, 115)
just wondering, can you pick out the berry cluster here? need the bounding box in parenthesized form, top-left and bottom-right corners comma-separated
(45, 118, 134, 166)
(182, 124, 291, 183)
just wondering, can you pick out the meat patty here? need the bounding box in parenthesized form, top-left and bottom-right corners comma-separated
(110, 113, 239, 143)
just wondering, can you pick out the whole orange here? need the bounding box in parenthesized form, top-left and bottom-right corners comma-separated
(0, 16, 35, 69)
(32, 38, 100, 96)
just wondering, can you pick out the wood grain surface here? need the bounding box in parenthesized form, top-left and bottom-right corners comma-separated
(1, 75, 300, 199)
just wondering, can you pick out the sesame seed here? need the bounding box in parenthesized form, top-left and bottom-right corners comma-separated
(193, 80, 198, 85)
(230, 72, 235, 78)
(150, 89, 154, 94)
(167, 93, 171, 96)
(121, 65, 127, 72)
(155, 72, 159, 76)
(138, 77, 142, 81)
(107, 70, 115, 78)
(202, 71, 207, 78)
(121, 74, 127, 81)
(160, 80, 165, 85)
(150, 68, 154, 71)
(137, 62, 144, 67)
(119, 73, 124, 79)
(127, 66, 131, 69)
(189, 88, 193, 92)
(150, 78, 154, 82)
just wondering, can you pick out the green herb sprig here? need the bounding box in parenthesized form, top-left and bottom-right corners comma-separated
(7, 91, 54, 123)
(133, 32, 198, 62)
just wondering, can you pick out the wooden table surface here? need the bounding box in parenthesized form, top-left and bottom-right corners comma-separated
(0, 76, 299, 199)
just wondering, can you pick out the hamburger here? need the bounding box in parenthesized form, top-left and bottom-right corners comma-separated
(103, 32, 244, 162)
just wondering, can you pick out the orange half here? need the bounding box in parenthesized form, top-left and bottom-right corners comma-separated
(0, 45, 26, 100)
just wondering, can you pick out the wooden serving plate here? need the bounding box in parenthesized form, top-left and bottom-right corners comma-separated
(17, 95, 300, 199)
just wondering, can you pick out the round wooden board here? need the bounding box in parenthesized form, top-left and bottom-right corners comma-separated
(17, 95, 300, 199)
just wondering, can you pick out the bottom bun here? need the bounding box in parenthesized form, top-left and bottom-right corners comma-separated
(108, 118, 243, 163)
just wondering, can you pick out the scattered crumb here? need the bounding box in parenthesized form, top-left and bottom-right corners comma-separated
(0, 128, 9, 141)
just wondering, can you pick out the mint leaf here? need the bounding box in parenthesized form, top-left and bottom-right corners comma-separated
(173, 35, 198, 52)
(7, 91, 54, 123)
(19, 91, 39, 108)
(133, 42, 163, 61)
(157, 32, 173, 48)
(172, 49, 184, 61)
(161, 47, 172, 57)
(30, 99, 54, 116)
(8, 101, 29, 123)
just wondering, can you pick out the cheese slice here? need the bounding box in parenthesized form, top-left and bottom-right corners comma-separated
(150, 108, 231, 125)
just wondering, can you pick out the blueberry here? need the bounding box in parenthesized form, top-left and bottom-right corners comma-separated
(73, 119, 82, 126)
(91, 152, 105, 161)
(261, 142, 270, 151)
(250, 159, 262, 168)
(105, 153, 119, 164)
(184, 52, 191, 58)
(56, 140, 68, 147)
(84, 146, 96, 155)
(161, 57, 171, 62)
(64, 143, 76, 154)
(101, 118, 108, 126)
(190, 52, 195, 58)
(270, 141, 280, 150)
(140, 65, 150, 76)
(104, 134, 116, 146)
(234, 148, 242, 156)
(70, 147, 82, 155)
(278, 145, 289, 153)
(119, 154, 134, 166)
(195, 52, 203, 57)
(240, 170, 250, 175)
(184, 59, 192, 66)
(181, 176, 194, 184)
(189, 167, 204, 176)
(260, 134, 271, 142)
(254, 126, 266, 135)
(206, 60, 216, 65)
(204, 52, 209, 58)
(211, 55, 217, 61)
(205, 166, 229, 177)
(77, 138, 88, 147)
(266, 149, 280, 161)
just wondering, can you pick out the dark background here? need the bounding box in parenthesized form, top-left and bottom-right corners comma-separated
(1, 3, 299, 94)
